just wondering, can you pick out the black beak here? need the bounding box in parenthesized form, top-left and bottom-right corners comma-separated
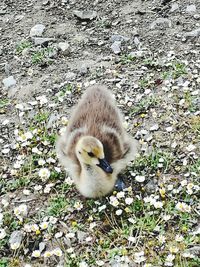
(97, 158, 113, 174)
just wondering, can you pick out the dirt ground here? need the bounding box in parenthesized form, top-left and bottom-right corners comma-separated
(0, 0, 200, 266)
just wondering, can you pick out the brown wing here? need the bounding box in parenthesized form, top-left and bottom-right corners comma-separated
(65, 85, 126, 163)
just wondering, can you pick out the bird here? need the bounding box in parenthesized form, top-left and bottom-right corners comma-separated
(56, 85, 138, 198)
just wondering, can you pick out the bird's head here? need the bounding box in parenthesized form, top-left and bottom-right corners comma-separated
(76, 136, 113, 174)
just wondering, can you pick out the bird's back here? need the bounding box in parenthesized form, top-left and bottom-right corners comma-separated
(66, 85, 128, 163)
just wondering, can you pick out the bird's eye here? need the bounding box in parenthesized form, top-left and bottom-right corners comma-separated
(88, 152, 95, 157)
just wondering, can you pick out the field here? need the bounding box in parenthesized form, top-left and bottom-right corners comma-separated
(0, 0, 200, 266)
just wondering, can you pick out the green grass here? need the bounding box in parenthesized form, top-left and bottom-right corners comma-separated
(162, 61, 187, 80)
(16, 41, 32, 54)
(190, 116, 200, 134)
(130, 96, 159, 115)
(96, 19, 112, 28)
(0, 52, 199, 266)
(187, 159, 200, 176)
(47, 196, 69, 216)
(120, 54, 136, 64)
(31, 47, 54, 64)
(34, 112, 49, 123)
(0, 176, 30, 194)
(0, 99, 9, 108)
(132, 149, 173, 174)
(0, 258, 8, 267)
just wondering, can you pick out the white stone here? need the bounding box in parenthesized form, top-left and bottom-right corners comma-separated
(2, 76, 16, 88)
(30, 24, 45, 37)
(186, 5, 196, 14)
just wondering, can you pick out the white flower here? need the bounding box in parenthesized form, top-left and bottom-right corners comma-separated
(40, 221, 49, 230)
(157, 234, 166, 244)
(55, 232, 63, 238)
(143, 196, 152, 203)
(11, 242, 20, 250)
(2, 148, 10, 154)
(2, 199, 9, 208)
(186, 183, 194, 194)
(96, 260, 104, 266)
(171, 141, 177, 148)
(179, 99, 185, 106)
(89, 222, 96, 230)
(2, 119, 9, 125)
(24, 264, 32, 267)
(31, 224, 39, 232)
(15, 104, 24, 110)
(186, 144, 196, 152)
(154, 201, 163, 209)
(165, 261, 173, 266)
(109, 196, 119, 207)
(34, 185, 42, 191)
(167, 184, 173, 191)
(24, 224, 32, 233)
(165, 254, 175, 266)
(116, 209, 123, 216)
(44, 184, 54, 193)
(135, 175, 145, 182)
(38, 159, 45, 166)
(36, 95, 48, 105)
(79, 262, 88, 267)
(25, 132, 33, 140)
(13, 161, 22, 169)
(66, 232, 75, 239)
(23, 189, 31, 195)
(86, 236, 92, 242)
(28, 101, 38, 106)
(143, 264, 152, 267)
(61, 117, 68, 125)
(14, 204, 27, 220)
(98, 205, 106, 212)
(65, 176, 74, 185)
(134, 251, 146, 263)
(0, 213, 3, 225)
(0, 229, 6, 239)
(181, 179, 188, 186)
(32, 250, 41, 258)
(187, 182, 194, 189)
(74, 201, 83, 211)
(163, 214, 171, 221)
(125, 197, 133, 205)
(182, 252, 195, 258)
(169, 246, 179, 254)
(66, 247, 74, 254)
(49, 216, 57, 224)
(175, 234, 184, 242)
(54, 167, 61, 173)
(166, 126, 173, 132)
(18, 132, 33, 142)
(158, 163, 163, 168)
(32, 147, 42, 154)
(38, 168, 50, 181)
(44, 250, 52, 258)
(128, 236, 136, 243)
(116, 191, 125, 199)
(52, 247, 63, 257)
(128, 218, 136, 224)
(176, 202, 191, 213)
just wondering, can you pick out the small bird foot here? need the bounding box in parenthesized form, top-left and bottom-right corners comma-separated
(114, 176, 127, 191)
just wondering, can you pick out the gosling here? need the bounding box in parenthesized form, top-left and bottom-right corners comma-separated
(56, 85, 138, 198)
